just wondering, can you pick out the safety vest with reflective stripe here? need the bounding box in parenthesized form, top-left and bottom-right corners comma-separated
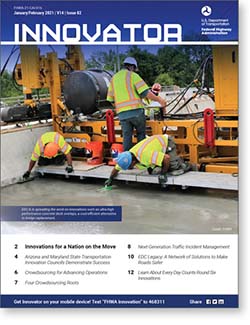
(107, 69, 149, 114)
(31, 132, 72, 161)
(115, 135, 168, 171)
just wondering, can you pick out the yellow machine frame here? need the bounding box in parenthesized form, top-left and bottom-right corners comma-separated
(15, 45, 238, 174)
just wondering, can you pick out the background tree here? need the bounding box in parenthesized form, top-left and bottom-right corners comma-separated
(126, 46, 158, 85)
(157, 45, 212, 87)
(86, 49, 125, 72)
(154, 72, 174, 86)
(85, 45, 213, 88)
(0, 70, 49, 103)
(0, 71, 22, 98)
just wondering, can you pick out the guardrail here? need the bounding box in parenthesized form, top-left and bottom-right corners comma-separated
(1, 93, 50, 107)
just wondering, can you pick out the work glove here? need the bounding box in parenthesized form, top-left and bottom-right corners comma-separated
(22, 171, 30, 179)
(65, 165, 74, 173)
(181, 162, 192, 172)
(158, 174, 168, 185)
(147, 167, 153, 175)
(104, 178, 113, 187)
(169, 169, 185, 176)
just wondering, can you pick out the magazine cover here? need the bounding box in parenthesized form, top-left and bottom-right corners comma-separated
(0, 0, 238, 308)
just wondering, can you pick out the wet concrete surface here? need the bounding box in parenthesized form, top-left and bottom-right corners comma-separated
(1, 175, 238, 234)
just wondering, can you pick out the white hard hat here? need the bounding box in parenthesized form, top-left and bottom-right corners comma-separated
(123, 57, 138, 69)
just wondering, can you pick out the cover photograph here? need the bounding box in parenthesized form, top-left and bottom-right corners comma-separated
(0, 0, 239, 308)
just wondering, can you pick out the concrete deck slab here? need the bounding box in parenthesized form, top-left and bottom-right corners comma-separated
(1, 177, 238, 235)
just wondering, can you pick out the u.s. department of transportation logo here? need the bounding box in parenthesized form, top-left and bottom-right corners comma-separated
(201, 6, 212, 16)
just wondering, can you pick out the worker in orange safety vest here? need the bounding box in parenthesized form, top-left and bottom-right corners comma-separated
(107, 57, 167, 151)
(22, 132, 73, 180)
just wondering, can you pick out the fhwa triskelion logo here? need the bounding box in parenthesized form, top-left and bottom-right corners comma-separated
(201, 5, 212, 16)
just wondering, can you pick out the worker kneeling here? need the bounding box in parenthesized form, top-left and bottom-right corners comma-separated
(105, 134, 193, 186)
(22, 132, 73, 180)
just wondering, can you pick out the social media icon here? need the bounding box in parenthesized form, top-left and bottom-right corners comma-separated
(206, 299, 211, 304)
(218, 299, 224, 305)
(212, 299, 218, 304)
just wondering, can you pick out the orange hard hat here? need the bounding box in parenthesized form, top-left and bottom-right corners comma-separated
(44, 143, 60, 158)
(152, 83, 161, 92)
